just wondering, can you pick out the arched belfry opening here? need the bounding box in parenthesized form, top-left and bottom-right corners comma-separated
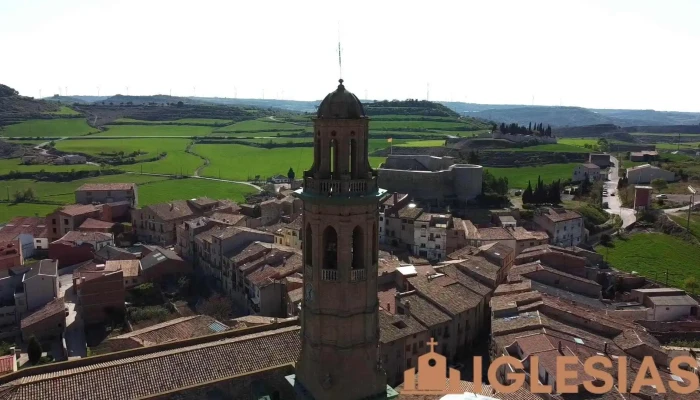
(305, 224, 313, 266)
(323, 226, 338, 270)
(351, 226, 364, 270)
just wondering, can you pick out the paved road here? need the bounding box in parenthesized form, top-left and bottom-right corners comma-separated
(59, 266, 87, 358)
(124, 171, 263, 191)
(604, 156, 636, 228)
(664, 201, 700, 214)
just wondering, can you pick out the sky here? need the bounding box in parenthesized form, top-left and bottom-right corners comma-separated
(1, 0, 699, 111)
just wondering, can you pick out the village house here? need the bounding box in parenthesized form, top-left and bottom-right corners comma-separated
(630, 150, 659, 162)
(140, 246, 190, 283)
(47, 204, 102, 242)
(175, 213, 248, 262)
(533, 207, 585, 247)
(19, 260, 59, 314)
(132, 198, 239, 246)
(48, 231, 114, 267)
(572, 162, 604, 182)
(412, 213, 453, 261)
(75, 183, 138, 207)
(77, 218, 115, 233)
(383, 202, 422, 250)
(273, 216, 302, 249)
(630, 288, 699, 321)
(195, 226, 274, 295)
(20, 297, 66, 342)
(56, 154, 86, 165)
(0, 217, 48, 258)
(268, 174, 290, 184)
(74, 262, 125, 325)
(108, 260, 142, 289)
(588, 153, 611, 168)
(0, 240, 22, 275)
(93, 245, 140, 263)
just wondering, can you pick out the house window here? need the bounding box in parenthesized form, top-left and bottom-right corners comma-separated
(405, 345, 410, 352)
(63, 219, 68, 225)
(380, 216, 384, 221)
(419, 341, 424, 348)
(401, 225, 405, 231)
(435, 245, 441, 249)
(406, 358, 412, 369)
(52, 228, 56, 233)
(52, 218, 56, 224)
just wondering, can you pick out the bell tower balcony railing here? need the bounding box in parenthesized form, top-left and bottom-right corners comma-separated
(350, 269, 366, 282)
(303, 174, 378, 197)
(322, 269, 338, 281)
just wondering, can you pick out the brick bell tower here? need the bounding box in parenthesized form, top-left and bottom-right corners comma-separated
(291, 79, 393, 400)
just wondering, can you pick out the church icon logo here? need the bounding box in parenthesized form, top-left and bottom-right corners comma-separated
(401, 338, 462, 395)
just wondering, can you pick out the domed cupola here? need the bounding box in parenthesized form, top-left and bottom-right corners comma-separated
(316, 79, 365, 119)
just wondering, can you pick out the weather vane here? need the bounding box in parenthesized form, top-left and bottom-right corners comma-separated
(337, 21, 343, 80)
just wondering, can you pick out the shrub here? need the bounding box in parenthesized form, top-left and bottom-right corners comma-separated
(128, 306, 169, 323)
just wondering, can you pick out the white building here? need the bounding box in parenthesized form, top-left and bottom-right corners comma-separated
(413, 213, 451, 261)
(0, 217, 48, 258)
(21, 260, 59, 313)
(57, 154, 87, 165)
(572, 163, 604, 182)
(378, 193, 409, 245)
(533, 207, 584, 247)
(631, 288, 699, 322)
(626, 164, 676, 184)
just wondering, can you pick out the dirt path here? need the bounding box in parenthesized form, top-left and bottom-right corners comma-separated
(124, 171, 262, 191)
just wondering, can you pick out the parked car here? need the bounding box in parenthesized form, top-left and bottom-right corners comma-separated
(656, 194, 667, 199)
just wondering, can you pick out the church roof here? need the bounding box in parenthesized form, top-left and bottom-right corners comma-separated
(317, 79, 365, 119)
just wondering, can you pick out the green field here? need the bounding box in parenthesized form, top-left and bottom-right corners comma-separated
(654, 142, 700, 150)
(195, 143, 385, 181)
(0, 174, 170, 204)
(137, 178, 257, 205)
(370, 115, 457, 121)
(98, 124, 214, 137)
(114, 118, 233, 125)
(0, 203, 61, 223)
(395, 140, 446, 147)
(0, 174, 256, 223)
(669, 213, 700, 240)
(630, 132, 700, 137)
(485, 163, 578, 188)
(484, 143, 590, 153)
(596, 233, 700, 287)
(558, 138, 599, 147)
(46, 106, 81, 116)
(369, 120, 474, 131)
(1, 119, 98, 137)
(215, 119, 304, 133)
(0, 158, 100, 175)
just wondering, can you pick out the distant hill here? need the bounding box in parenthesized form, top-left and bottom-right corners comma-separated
(364, 99, 459, 118)
(441, 102, 700, 128)
(0, 84, 63, 126)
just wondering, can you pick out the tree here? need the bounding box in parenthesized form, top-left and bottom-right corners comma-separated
(176, 101, 184, 108)
(287, 167, 295, 181)
(0, 84, 19, 97)
(522, 181, 534, 204)
(597, 138, 610, 152)
(684, 276, 699, 295)
(28, 336, 42, 365)
(600, 233, 612, 247)
(198, 295, 233, 321)
(650, 178, 667, 194)
(467, 150, 480, 164)
(110, 223, 125, 236)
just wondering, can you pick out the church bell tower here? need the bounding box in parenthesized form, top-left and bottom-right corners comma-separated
(293, 79, 390, 400)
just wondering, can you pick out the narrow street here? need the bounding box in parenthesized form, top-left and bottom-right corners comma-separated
(604, 155, 636, 228)
(58, 266, 87, 358)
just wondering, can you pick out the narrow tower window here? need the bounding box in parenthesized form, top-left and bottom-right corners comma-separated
(314, 140, 321, 171)
(349, 138, 357, 178)
(323, 226, 338, 270)
(329, 139, 339, 178)
(351, 226, 364, 270)
(305, 224, 313, 266)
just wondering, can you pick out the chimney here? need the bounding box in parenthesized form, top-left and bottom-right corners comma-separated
(387, 303, 391, 312)
(404, 300, 411, 317)
(558, 341, 563, 354)
(393, 193, 398, 205)
(604, 342, 608, 354)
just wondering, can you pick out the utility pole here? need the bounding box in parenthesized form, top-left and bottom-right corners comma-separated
(688, 186, 696, 232)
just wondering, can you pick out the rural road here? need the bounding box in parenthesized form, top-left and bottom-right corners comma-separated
(124, 171, 263, 191)
(604, 156, 636, 228)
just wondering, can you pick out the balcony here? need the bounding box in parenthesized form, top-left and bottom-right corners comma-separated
(303, 175, 378, 196)
(322, 269, 338, 281)
(351, 269, 366, 282)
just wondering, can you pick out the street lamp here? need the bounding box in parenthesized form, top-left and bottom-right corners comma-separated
(687, 185, 696, 232)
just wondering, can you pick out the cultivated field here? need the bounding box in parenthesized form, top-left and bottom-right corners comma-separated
(0, 158, 100, 175)
(0, 203, 61, 224)
(214, 119, 305, 133)
(114, 118, 233, 125)
(195, 143, 385, 181)
(1, 119, 98, 137)
(136, 178, 256, 205)
(596, 233, 700, 287)
(45, 106, 81, 116)
(98, 124, 214, 137)
(485, 163, 578, 188)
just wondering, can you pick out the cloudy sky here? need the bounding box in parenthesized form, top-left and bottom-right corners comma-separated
(1, 0, 698, 111)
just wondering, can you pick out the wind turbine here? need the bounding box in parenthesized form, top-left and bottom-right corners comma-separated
(193, 86, 196, 97)
(126, 86, 129, 96)
(234, 86, 237, 99)
(97, 86, 101, 96)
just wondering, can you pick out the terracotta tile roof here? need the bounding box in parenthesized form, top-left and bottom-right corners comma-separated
(24, 259, 58, 280)
(378, 284, 398, 314)
(247, 253, 302, 286)
(513, 332, 554, 355)
(456, 257, 500, 287)
(406, 267, 483, 315)
(537, 207, 582, 223)
(440, 264, 492, 296)
(78, 218, 114, 230)
(230, 242, 270, 265)
(284, 215, 302, 230)
(377, 251, 401, 276)
(582, 163, 601, 169)
(55, 231, 112, 245)
(105, 260, 140, 278)
(397, 293, 451, 327)
(189, 197, 218, 207)
(381, 193, 408, 206)
(0, 325, 301, 400)
(146, 200, 196, 221)
(0, 217, 47, 238)
(477, 227, 513, 241)
(209, 212, 246, 225)
(508, 226, 548, 241)
(378, 311, 427, 344)
(110, 315, 229, 346)
(20, 298, 65, 329)
(56, 204, 101, 217)
(77, 183, 135, 191)
(140, 247, 182, 271)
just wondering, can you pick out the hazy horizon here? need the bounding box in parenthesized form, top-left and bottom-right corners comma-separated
(2, 0, 699, 112)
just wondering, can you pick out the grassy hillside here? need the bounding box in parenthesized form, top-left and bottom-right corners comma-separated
(485, 163, 578, 188)
(1, 119, 98, 137)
